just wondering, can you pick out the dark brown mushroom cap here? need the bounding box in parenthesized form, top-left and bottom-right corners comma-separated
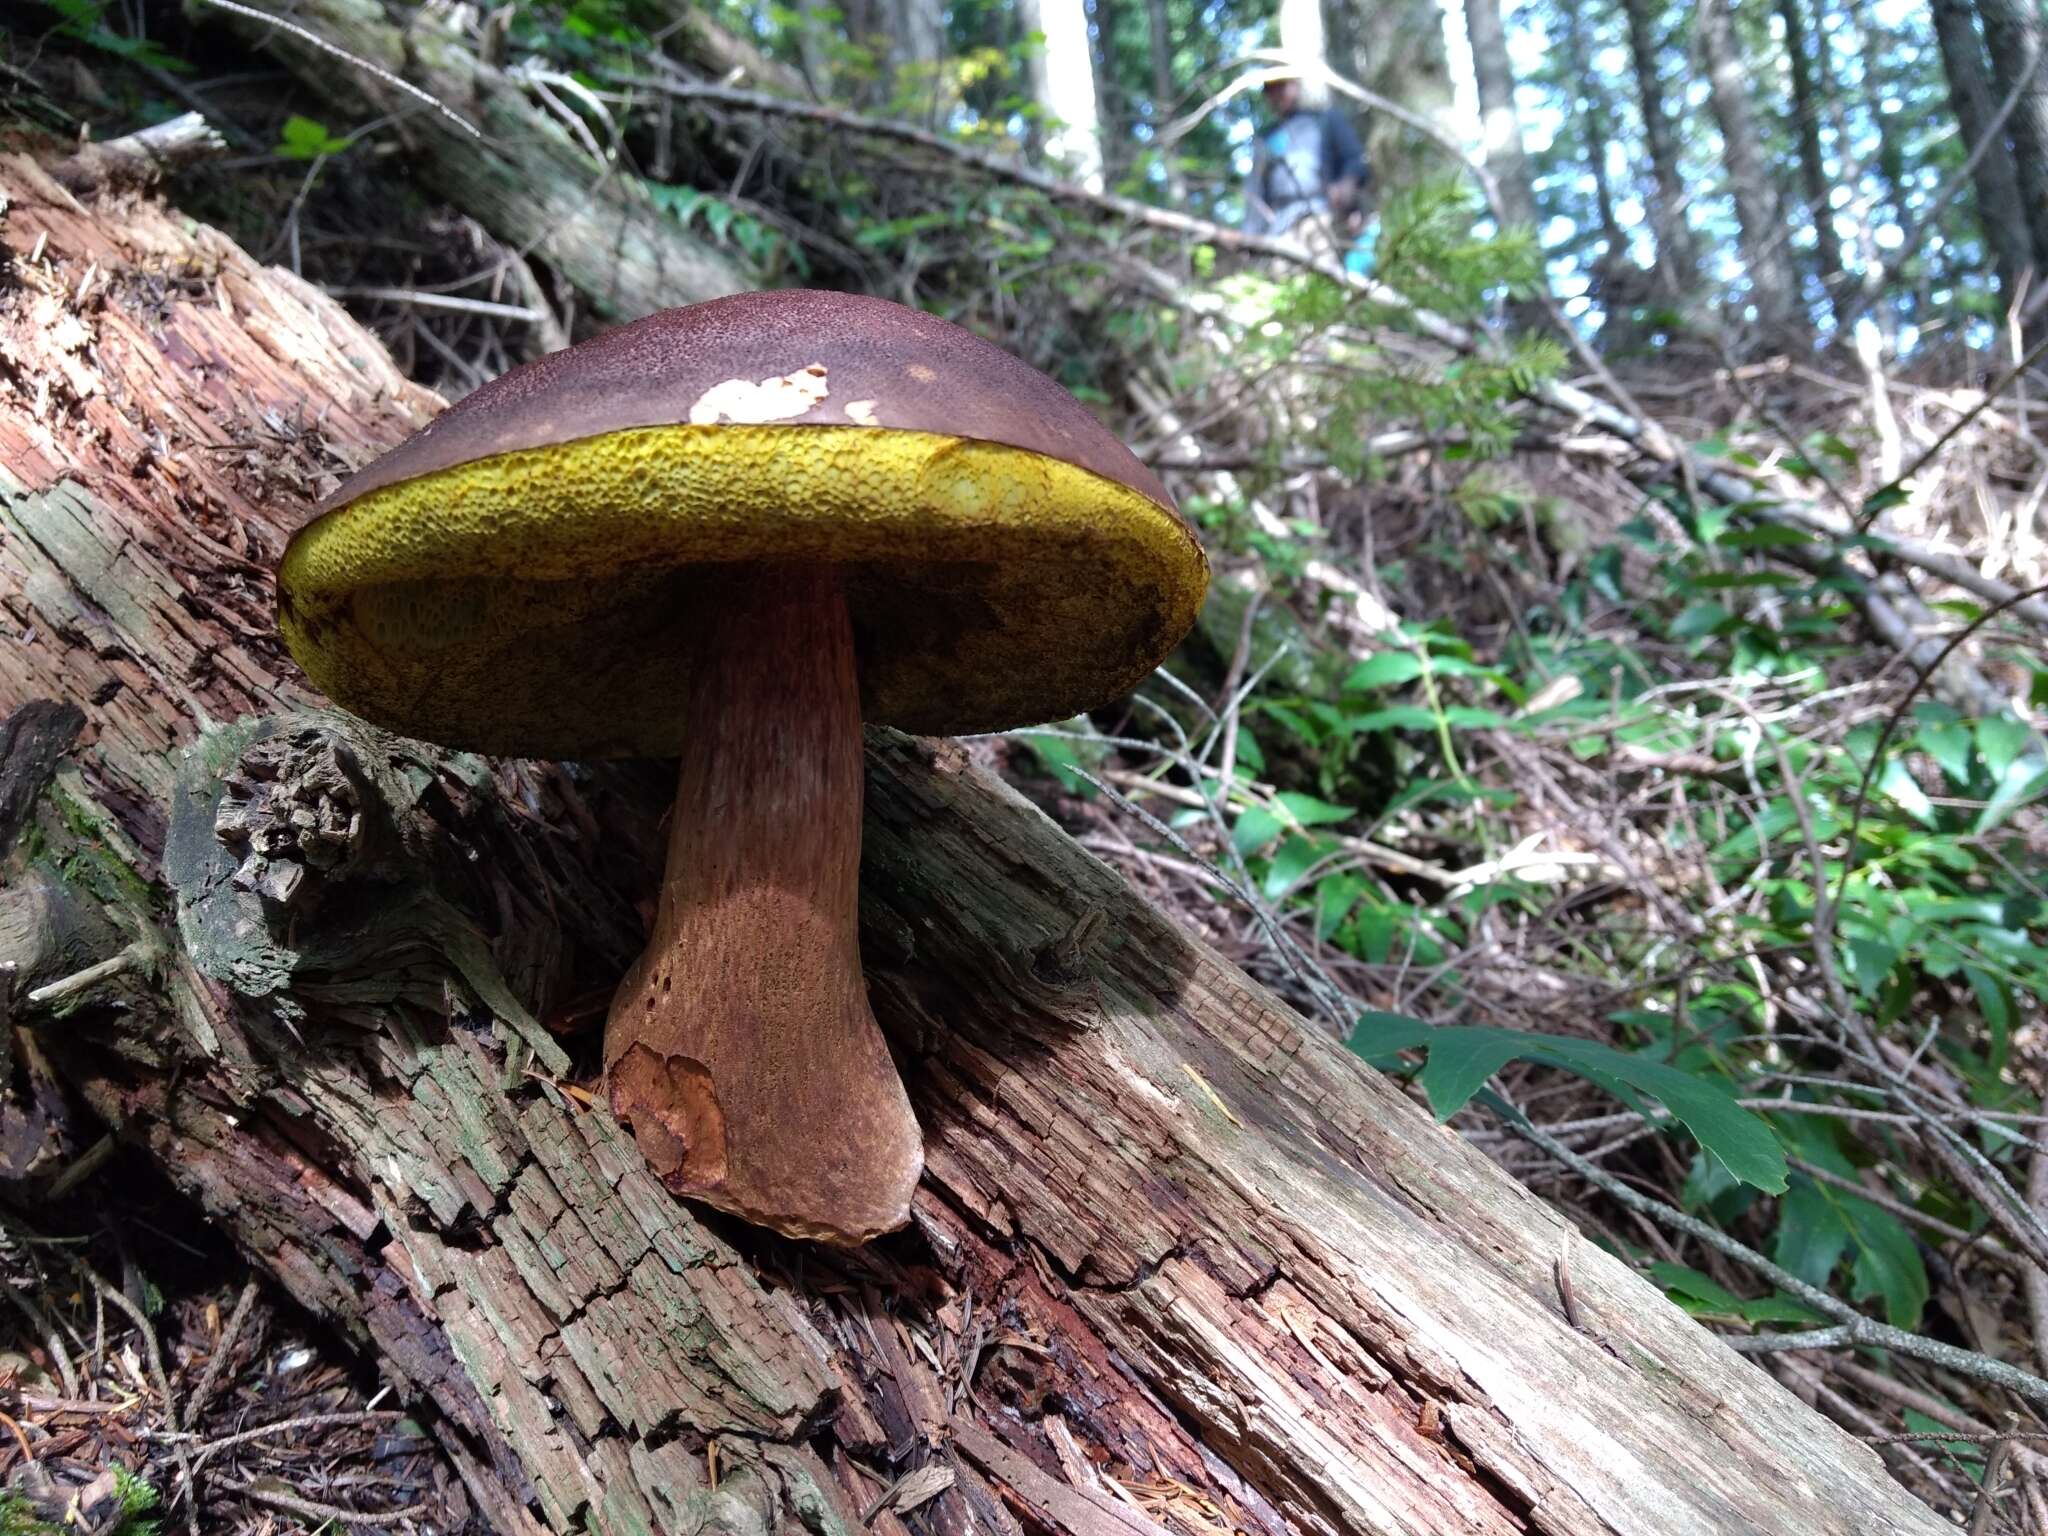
(278, 290, 1209, 758)
(303, 289, 1178, 526)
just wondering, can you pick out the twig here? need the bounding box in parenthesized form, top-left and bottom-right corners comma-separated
(0, 1270, 80, 1401)
(190, 0, 482, 138)
(185, 1279, 257, 1426)
(1862, 325, 2048, 532)
(160, 1409, 407, 1472)
(1970, 1414, 2022, 1536)
(1504, 1109, 2048, 1408)
(66, 1247, 198, 1536)
(1724, 1325, 1858, 1354)
(220, 1477, 426, 1528)
(25, 944, 146, 1008)
(325, 286, 549, 323)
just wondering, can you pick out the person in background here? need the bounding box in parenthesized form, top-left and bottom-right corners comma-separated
(1243, 71, 1369, 255)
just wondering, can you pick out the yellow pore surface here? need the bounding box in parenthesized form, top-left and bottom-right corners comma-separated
(280, 424, 1209, 758)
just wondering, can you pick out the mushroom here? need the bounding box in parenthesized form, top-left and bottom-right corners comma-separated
(276, 290, 1209, 1246)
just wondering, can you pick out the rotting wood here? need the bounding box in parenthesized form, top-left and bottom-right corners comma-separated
(47, 111, 227, 195)
(193, 0, 755, 319)
(0, 149, 1958, 1535)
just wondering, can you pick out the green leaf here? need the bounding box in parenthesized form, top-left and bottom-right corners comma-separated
(1344, 707, 1441, 733)
(1647, 1261, 1745, 1314)
(1848, 1200, 1928, 1329)
(1671, 600, 1732, 639)
(277, 114, 349, 159)
(1315, 873, 1365, 938)
(1720, 525, 1819, 551)
(1263, 834, 1323, 899)
(1977, 714, 2033, 778)
(1878, 758, 1935, 826)
(1737, 1293, 1827, 1325)
(1344, 1017, 1787, 1191)
(1273, 791, 1355, 828)
(1232, 805, 1283, 854)
(1441, 706, 1511, 729)
(1344, 652, 1426, 690)
(1414, 1032, 1522, 1119)
(1975, 759, 2048, 834)
(1773, 1122, 1929, 1328)
(1773, 1172, 1852, 1287)
(1915, 720, 1973, 785)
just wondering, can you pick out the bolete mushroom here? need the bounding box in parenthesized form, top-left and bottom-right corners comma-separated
(277, 289, 1209, 1245)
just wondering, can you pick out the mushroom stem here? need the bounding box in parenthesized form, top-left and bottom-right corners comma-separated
(604, 564, 922, 1245)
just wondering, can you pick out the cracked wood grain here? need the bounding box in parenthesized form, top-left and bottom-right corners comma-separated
(0, 150, 1952, 1536)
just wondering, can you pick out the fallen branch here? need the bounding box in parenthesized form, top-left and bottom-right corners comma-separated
(199, 0, 753, 316)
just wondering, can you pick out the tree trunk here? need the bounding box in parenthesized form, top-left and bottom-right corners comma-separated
(1805, 2, 1881, 275)
(1558, 5, 1653, 350)
(1461, 0, 1540, 231)
(888, 0, 952, 122)
(1697, 0, 1805, 345)
(1619, 0, 1700, 297)
(1977, 0, 2048, 282)
(1776, 0, 1849, 320)
(1932, 0, 2034, 306)
(197, 0, 753, 320)
(1144, 0, 1188, 199)
(0, 149, 1954, 1536)
(1091, 0, 1125, 184)
(1322, 0, 1459, 191)
(1852, 0, 1907, 237)
(1019, 0, 1107, 189)
(791, 0, 834, 97)
(1558, 5, 1624, 257)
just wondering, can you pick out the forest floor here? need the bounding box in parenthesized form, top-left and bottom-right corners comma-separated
(7, 13, 2048, 1534)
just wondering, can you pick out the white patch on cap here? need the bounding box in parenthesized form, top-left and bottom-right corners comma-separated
(843, 399, 880, 426)
(688, 363, 829, 425)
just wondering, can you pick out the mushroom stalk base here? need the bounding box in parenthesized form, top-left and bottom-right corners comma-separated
(604, 564, 922, 1245)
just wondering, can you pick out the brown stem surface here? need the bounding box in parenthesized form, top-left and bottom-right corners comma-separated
(604, 564, 922, 1244)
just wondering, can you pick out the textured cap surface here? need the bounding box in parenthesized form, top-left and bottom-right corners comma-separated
(278, 292, 1208, 756)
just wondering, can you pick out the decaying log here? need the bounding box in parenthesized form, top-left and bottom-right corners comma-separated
(0, 150, 1956, 1535)
(196, 0, 755, 318)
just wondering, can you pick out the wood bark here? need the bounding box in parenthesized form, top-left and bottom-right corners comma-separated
(0, 152, 1956, 1536)
(1932, 0, 2034, 306)
(1558, 7, 1624, 258)
(1018, 0, 1107, 190)
(1976, 0, 2048, 281)
(1850, 0, 1907, 235)
(1459, 0, 1539, 232)
(1696, 0, 1804, 345)
(1775, 0, 1848, 320)
(1321, 0, 1459, 193)
(1618, 0, 1699, 297)
(197, 0, 754, 320)
(1142, 0, 1188, 201)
